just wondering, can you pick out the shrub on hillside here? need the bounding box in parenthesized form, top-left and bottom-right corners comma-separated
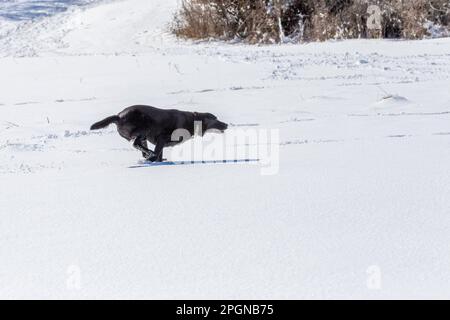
(173, 0, 283, 43)
(173, 0, 450, 43)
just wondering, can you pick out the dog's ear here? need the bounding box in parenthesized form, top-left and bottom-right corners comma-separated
(205, 113, 217, 120)
(196, 112, 217, 120)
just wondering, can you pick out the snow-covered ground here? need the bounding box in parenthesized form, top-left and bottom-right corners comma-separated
(0, 0, 98, 21)
(1, 0, 450, 299)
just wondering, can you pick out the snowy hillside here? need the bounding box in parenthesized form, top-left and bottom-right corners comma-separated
(1, 0, 450, 299)
(0, 0, 98, 21)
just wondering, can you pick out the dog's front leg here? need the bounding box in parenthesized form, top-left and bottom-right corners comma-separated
(148, 136, 167, 162)
(132, 136, 155, 160)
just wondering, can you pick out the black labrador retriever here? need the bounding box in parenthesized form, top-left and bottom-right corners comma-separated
(90, 105, 228, 162)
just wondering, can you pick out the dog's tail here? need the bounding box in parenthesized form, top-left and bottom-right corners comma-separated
(90, 115, 120, 130)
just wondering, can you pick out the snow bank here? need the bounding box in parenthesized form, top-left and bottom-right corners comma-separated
(0, 0, 179, 57)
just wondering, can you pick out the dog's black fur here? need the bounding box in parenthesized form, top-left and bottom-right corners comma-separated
(90, 105, 228, 162)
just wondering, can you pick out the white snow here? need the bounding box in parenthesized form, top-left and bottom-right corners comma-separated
(1, 0, 450, 299)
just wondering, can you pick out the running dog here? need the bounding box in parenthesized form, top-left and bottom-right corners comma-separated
(90, 105, 228, 162)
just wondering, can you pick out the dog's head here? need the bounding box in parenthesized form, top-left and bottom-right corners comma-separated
(195, 112, 228, 134)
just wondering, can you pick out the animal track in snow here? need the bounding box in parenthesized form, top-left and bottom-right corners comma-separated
(14, 101, 39, 106)
(279, 118, 315, 124)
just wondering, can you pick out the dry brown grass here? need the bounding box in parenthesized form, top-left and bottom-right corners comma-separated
(172, 0, 450, 43)
(173, 0, 281, 43)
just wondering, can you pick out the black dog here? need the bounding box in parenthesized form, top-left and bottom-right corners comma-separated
(90, 105, 228, 162)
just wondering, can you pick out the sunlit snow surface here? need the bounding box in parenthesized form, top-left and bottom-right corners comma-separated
(0, 0, 97, 20)
(1, 0, 450, 299)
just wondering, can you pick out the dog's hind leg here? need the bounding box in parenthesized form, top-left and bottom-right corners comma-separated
(140, 139, 150, 158)
(132, 136, 155, 159)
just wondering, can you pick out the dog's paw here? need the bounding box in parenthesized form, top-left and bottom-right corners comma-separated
(146, 155, 159, 162)
(142, 151, 156, 161)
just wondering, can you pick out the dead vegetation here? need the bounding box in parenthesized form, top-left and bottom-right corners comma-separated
(173, 0, 450, 43)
